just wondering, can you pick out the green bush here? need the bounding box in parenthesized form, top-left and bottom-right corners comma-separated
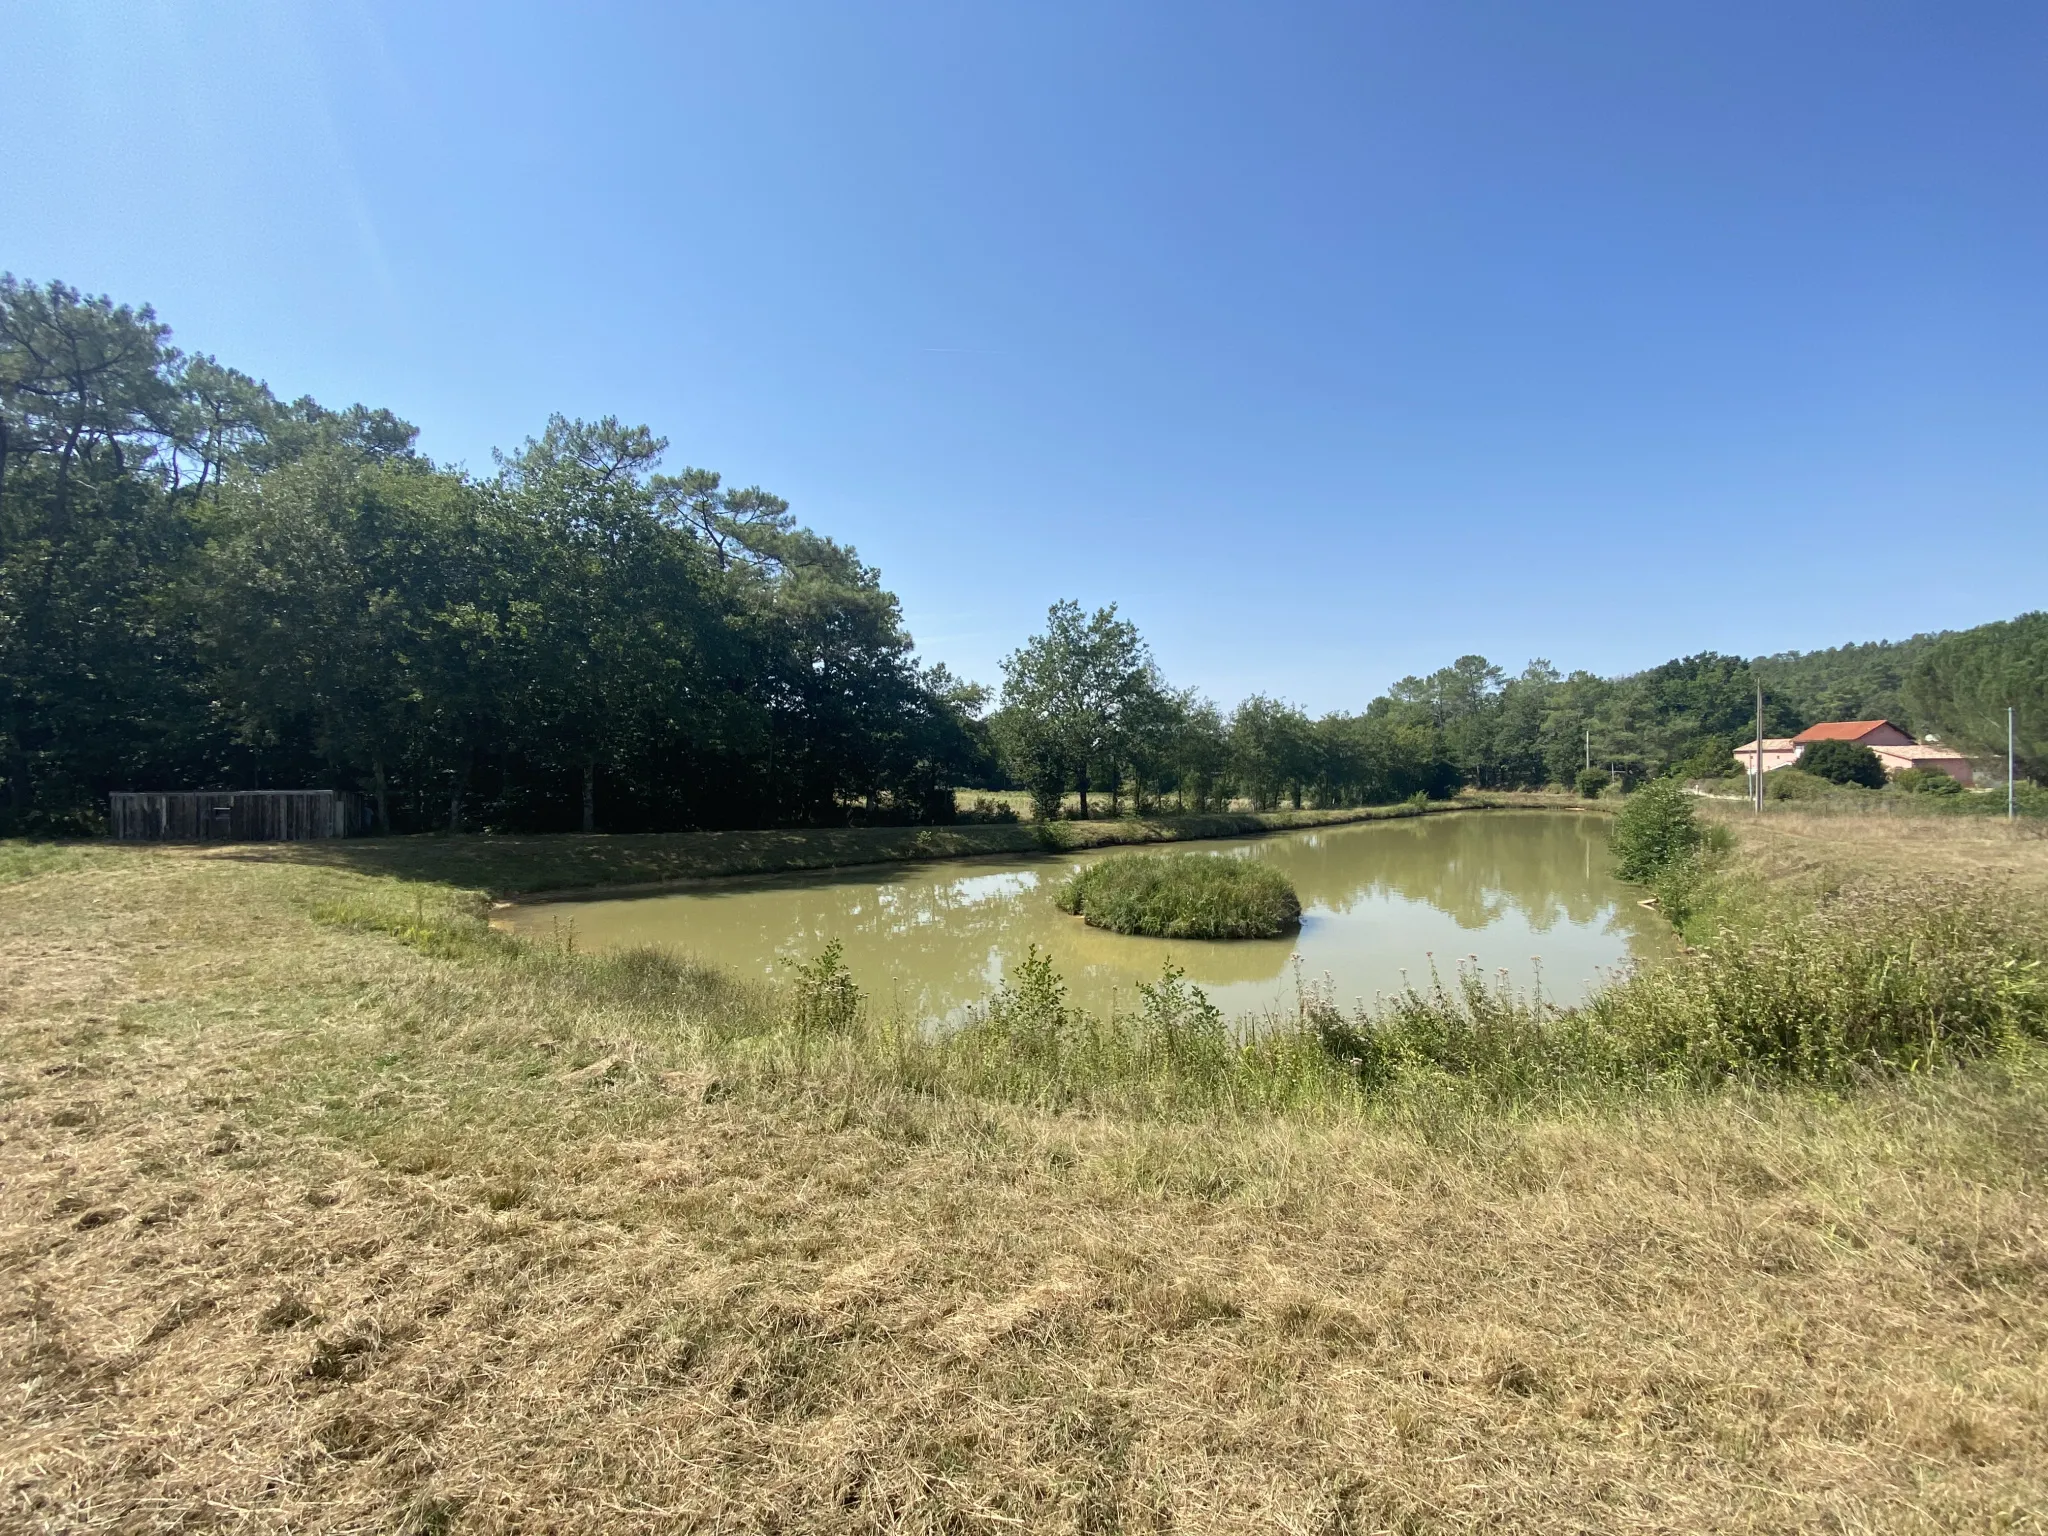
(1026, 769, 1066, 822)
(1313, 878, 2045, 1095)
(1892, 767, 1963, 797)
(1916, 786, 2048, 823)
(1766, 768, 1838, 802)
(960, 794, 1023, 822)
(705, 866, 2044, 1115)
(786, 940, 861, 1037)
(1942, 780, 2048, 818)
(1799, 739, 1887, 788)
(1575, 767, 1612, 799)
(933, 950, 1330, 1114)
(954, 945, 1081, 1090)
(1608, 776, 1702, 883)
(1056, 852, 1302, 939)
(1644, 821, 1734, 929)
(919, 875, 2048, 1112)
(1671, 735, 1744, 781)
(1595, 881, 2045, 1079)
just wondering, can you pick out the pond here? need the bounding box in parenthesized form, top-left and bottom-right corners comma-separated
(498, 810, 1671, 1025)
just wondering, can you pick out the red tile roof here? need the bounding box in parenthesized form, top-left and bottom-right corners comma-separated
(1792, 720, 1905, 744)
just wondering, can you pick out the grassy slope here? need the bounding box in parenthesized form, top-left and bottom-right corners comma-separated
(198, 791, 1589, 898)
(2, 816, 2045, 1531)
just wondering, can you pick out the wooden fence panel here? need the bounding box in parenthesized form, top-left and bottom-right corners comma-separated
(109, 791, 364, 841)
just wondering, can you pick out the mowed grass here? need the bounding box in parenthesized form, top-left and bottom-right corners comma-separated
(1055, 852, 1302, 939)
(2, 812, 2046, 1531)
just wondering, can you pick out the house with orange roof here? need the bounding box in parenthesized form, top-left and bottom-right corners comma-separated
(1731, 737, 1801, 775)
(1731, 719, 1973, 786)
(1792, 720, 1915, 748)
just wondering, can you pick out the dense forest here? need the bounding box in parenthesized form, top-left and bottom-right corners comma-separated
(3, 277, 2039, 834)
(0, 277, 990, 834)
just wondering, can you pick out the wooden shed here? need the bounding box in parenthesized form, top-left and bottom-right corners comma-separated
(109, 790, 365, 842)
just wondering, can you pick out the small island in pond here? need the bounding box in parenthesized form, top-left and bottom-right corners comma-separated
(1055, 852, 1303, 940)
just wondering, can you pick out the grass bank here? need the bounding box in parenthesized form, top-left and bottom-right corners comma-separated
(4, 808, 2045, 1530)
(195, 789, 1591, 899)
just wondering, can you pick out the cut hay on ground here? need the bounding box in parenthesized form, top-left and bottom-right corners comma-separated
(3, 824, 2045, 1531)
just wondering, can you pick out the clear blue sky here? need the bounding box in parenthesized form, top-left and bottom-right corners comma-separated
(6, 3, 2044, 712)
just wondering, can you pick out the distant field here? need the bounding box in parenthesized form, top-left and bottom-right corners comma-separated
(1698, 797, 2048, 899)
(955, 786, 1036, 817)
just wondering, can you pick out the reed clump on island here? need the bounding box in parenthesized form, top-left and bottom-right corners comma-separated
(1054, 851, 1303, 939)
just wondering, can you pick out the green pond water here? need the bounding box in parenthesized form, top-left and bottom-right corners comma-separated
(499, 811, 1671, 1025)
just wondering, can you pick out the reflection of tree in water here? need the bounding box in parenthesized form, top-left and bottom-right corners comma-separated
(780, 860, 1299, 1013)
(668, 861, 1051, 974)
(514, 813, 1664, 1022)
(1258, 813, 1626, 933)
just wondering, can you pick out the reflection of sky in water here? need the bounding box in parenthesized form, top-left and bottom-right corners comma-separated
(944, 870, 1040, 906)
(503, 812, 1671, 1026)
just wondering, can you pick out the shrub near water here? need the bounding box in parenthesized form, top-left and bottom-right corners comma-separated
(932, 946, 1278, 1111)
(974, 876, 2044, 1111)
(805, 870, 2048, 1117)
(1608, 776, 1703, 882)
(1310, 876, 2046, 1096)
(1056, 852, 1302, 939)
(1606, 775, 1735, 924)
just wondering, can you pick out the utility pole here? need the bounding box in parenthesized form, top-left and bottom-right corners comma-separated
(1585, 725, 1591, 772)
(1754, 678, 1765, 814)
(2011, 706, 2018, 822)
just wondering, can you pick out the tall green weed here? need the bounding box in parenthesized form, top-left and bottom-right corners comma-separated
(805, 876, 2044, 1114)
(1316, 877, 2042, 1096)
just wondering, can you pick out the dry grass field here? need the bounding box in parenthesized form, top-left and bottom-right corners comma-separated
(1698, 801, 2048, 901)
(3, 811, 2045, 1532)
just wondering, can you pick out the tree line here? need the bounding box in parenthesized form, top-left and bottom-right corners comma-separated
(0, 276, 986, 834)
(6, 275, 2038, 836)
(991, 603, 2045, 816)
